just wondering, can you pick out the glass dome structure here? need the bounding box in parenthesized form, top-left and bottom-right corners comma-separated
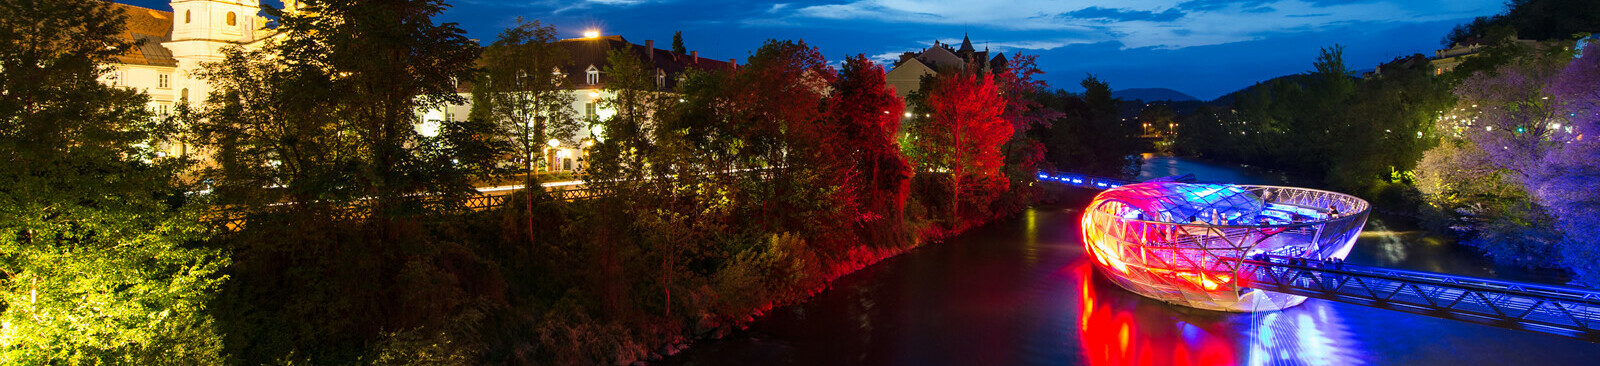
(1081, 180, 1370, 312)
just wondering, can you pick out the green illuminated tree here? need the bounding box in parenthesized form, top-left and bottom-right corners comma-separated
(0, 0, 225, 362)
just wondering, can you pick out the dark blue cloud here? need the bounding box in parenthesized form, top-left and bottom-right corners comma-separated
(1061, 6, 1186, 22)
(111, 0, 1500, 100)
(1177, 0, 1274, 12)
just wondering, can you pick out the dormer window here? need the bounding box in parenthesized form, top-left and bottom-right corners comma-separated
(656, 69, 666, 89)
(586, 65, 599, 85)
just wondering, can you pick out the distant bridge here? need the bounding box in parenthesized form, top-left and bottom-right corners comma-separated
(1039, 169, 1600, 343)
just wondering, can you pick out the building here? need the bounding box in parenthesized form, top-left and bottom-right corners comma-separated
(103, 0, 280, 157)
(415, 34, 736, 172)
(1429, 36, 1538, 75)
(104, 0, 277, 114)
(884, 35, 1009, 107)
(105, 1, 732, 173)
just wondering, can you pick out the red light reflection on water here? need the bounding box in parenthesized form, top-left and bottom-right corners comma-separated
(1073, 263, 1238, 366)
(1071, 261, 1367, 366)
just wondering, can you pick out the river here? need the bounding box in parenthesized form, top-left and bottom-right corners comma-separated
(662, 155, 1600, 365)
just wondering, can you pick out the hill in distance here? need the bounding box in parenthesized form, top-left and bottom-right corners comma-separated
(1112, 88, 1199, 102)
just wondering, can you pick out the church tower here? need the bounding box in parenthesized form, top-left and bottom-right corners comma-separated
(164, 0, 263, 106)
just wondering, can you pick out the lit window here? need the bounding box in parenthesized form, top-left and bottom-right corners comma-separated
(226, 12, 237, 26)
(586, 65, 599, 84)
(180, 88, 188, 102)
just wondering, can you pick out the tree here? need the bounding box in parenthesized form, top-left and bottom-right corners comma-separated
(475, 18, 580, 251)
(475, 18, 579, 179)
(824, 55, 911, 244)
(1526, 43, 1600, 285)
(0, 0, 225, 362)
(1416, 40, 1576, 270)
(1035, 75, 1142, 178)
(912, 72, 1011, 221)
(721, 40, 836, 233)
(1443, 0, 1600, 46)
(672, 31, 686, 55)
(187, 0, 491, 362)
(995, 53, 1060, 212)
(192, 0, 481, 213)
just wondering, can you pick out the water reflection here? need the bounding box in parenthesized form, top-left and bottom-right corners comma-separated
(1072, 263, 1238, 365)
(1071, 259, 1367, 366)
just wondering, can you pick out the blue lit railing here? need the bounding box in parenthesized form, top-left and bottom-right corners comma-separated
(1235, 254, 1600, 342)
(1036, 170, 1136, 190)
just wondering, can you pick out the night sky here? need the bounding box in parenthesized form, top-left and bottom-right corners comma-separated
(121, 0, 1505, 100)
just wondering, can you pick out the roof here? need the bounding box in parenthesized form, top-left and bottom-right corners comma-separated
(109, 2, 176, 67)
(893, 38, 1009, 74)
(554, 35, 735, 90)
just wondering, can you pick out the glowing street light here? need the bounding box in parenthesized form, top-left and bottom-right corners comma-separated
(583, 29, 600, 38)
(547, 138, 561, 148)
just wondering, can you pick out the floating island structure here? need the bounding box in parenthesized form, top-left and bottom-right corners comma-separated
(1080, 177, 1370, 312)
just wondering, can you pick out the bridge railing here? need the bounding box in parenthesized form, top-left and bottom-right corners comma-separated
(213, 185, 613, 231)
(1035, 170, 1137, 190)
(1235, 254, 1600, 342)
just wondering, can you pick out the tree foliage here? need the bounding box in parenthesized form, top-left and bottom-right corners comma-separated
(1032, 75, 1143, 178)
(186, 0, 496, 363)
(909, 71, 1011, 220)
(1172, 45, 1445, 196)
(473, 18, 579, 180)
(1418, 39, 1600, 283)
(0, 0, 225, 362)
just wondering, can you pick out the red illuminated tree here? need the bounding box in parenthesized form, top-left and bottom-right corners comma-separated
(914, 72, 1012, 220)
(824, 55, 911, 243)
(722, 40, 836, 232)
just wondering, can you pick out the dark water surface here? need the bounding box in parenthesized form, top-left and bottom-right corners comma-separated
(662, 156, 1600, 365)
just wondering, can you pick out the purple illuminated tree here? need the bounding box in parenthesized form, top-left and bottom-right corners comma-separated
(1533, 44, 1600, 285)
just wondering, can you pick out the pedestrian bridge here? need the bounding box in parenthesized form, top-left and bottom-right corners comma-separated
(1039, 170, 1600, 343)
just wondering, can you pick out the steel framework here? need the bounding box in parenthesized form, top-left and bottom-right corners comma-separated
(1042, 169, 1600, 342)
(1236, 255, 1600, 342)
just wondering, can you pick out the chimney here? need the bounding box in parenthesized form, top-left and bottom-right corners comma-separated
(691, 50, 699, 64)
(645, 40, 654, 62)
(730, 59, 738, 70)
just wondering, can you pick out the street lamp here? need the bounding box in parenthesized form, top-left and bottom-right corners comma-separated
(547, 138, 561, 148)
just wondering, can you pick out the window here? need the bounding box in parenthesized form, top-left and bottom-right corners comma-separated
(585, 102, 596, 117)
(226, 12, 237, 26)
(586, 65, 599, 84)
(185, 10, 190, 23)
(180, 88, 188, 102)
(656, 69, 665, 89)
(159, 74, 170, 88)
